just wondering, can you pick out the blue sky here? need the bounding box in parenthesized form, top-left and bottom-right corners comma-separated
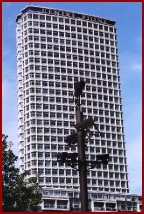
(2, 2, 142, 194)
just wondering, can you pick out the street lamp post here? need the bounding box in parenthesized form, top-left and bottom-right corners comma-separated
(75, 84, 88, 212)
(57, 81, 109, 212)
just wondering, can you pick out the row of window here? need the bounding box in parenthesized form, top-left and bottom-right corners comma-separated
(24, 167, 127, 180)
(23, 27, 116, 40)
(25, 109, 122, 122)
(43, 190, 74, 197)
(26, 104, 74, 111)
(24, 128, 123, 138)
(23, 68, 119, 78)
(24, 83, 119, 96)
(24, 86, 120, 96)
(26, 112, 75, 120)
(25, 103, 121, 113)
(20, 139, 124, 149)
(25, 124, 123, 135)
(24, 58, 118, 69)
(26, 116, 123, 128)
(23, 82, 119, 92)
(18, 72, 119, 82)
(43, 193, 134, 201)
(21, 114, 123, 127)
(24, 151, 126, 164)
(21, 30, 116, 46)
(45, 187, 128, 193)
(23, 111, 123, 124)
(23, 35, 116, 47)
(24, 42, 117, 53)
(23, 13, 115, 33)
(24, 99, 120, 110)
(25, 140, 124, 152)
(25, 127, 124, 139)
(24, 95, 120, 105)
(23, 106, 122, 118)
(20, 94, 121, 106)
(23, 68, 119, 79)
(24, 161, 127, 176)
(23, 116, 123, 129)
(24, 49, 117, 59)
(21, 149, 125, 159)
(24, 57, 118, 67)
(37, 177, 126, 188)
(21, 64, 119, 74)
(23, 158, 126, 170)
(25, 127, 123, 139)
(43, 187, 128, 193)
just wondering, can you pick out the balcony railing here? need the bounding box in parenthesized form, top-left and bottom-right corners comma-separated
(94, 207, 116, 211)
(94, 207, 105, 211)
(106, 207, 116, 211)
(44, 204, 55, 208)
(57, 205, 68, 209)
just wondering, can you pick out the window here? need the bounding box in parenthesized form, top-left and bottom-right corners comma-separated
(57, 129, 62, 135)
(40, 22, 45, 27)
(56, 113, 62, 119)
(110, 181, 114, 187)
(46, 177, 51, 183)
(51, 136, 56, 142)
(60, 178, 65, 184)
(45, 169, 51, 175)
(98, 180, 102, 186)
(58, 145, 63, 151)
(44, 152, 50, 158)
(104, 180, 108, 186)
(57, 137, 62, 143)
(66, 178, 71, 184)
(44, 136, 49, 141)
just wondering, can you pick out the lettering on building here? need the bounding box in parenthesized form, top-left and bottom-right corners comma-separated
(42, 8, 108, 24)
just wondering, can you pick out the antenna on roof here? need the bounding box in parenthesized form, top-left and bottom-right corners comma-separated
(29, 2, 31, 5)
(35, 2, 37, 5)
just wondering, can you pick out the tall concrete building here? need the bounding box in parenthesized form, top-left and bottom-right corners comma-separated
(16, 5, 142, 212)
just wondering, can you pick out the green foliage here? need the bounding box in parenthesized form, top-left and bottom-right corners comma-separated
(2, 134, 42, 212)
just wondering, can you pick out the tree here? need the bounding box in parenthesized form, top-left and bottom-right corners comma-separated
(2, 134, 42, 212)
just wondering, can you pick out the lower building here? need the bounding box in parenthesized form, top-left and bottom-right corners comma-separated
(39, 188, 142, 212)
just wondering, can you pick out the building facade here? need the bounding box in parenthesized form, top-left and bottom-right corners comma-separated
(16, 5, 141, 211)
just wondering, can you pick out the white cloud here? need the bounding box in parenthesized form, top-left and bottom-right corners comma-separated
(119, 52, 142, 74)
(134, 36, 142, 44)
(119, 35, 142, 74)
(131, 62, 142, 71)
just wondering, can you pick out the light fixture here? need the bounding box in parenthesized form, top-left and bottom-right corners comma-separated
(57, 152, 67, 163)
(74, 81, 85, 97)
(57, 152, 78, 164)
(96, 154, 109, 164)
(64, 133, 77, 146)
(74, 117, 94, 131)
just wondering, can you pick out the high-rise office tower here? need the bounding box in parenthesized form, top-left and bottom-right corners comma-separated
(16, 5, 141, 212)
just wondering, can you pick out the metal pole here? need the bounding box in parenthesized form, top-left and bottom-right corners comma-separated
(76, 95, 88, 212)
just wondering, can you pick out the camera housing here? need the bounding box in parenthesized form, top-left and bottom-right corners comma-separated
(74, 81, 85, 97)
(74, 117, 94, 131)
